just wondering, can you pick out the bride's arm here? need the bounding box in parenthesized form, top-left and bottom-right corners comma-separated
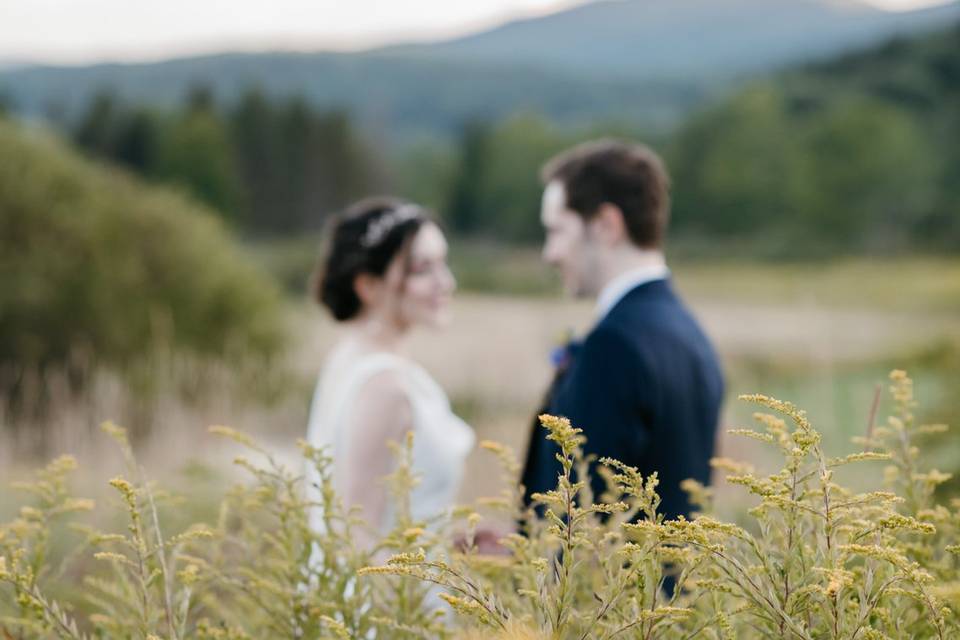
(341, 370, 413, 541)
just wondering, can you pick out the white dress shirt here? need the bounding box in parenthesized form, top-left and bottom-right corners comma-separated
(595, 261, 671, 321)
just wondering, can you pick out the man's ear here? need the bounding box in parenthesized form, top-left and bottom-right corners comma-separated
(590, 203, 629, 246)
(353, 272, 382, 308)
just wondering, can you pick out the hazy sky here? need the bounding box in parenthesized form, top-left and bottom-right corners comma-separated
(0, 0, 952, 65)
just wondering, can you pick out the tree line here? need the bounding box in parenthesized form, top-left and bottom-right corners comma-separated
(67, 23, 959, 255)
(71, 86, 383, 235)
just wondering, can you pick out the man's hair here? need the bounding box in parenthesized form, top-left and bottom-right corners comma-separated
(541, 139, 671, 249)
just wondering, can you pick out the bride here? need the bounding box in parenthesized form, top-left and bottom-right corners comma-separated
(305, 197, 474, 545)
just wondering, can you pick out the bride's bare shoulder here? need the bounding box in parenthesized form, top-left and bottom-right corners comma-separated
(348, 366, 413, 439)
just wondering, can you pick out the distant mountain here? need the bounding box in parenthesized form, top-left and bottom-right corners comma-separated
(388, 0, 960, 80)
(2, 0, 957, 140)
(0, 53, 706, 139)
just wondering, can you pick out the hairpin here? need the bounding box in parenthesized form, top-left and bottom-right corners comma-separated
(359, 204, 422, 248)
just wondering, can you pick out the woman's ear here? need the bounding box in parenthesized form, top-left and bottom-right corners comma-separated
(591, 203, 629, 246)
(353, 272, 382, 309)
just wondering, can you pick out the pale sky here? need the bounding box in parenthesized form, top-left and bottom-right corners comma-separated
(0, 0, 952, 65)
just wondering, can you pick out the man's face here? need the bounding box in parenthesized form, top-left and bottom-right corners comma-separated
(540, 181, 602, 298)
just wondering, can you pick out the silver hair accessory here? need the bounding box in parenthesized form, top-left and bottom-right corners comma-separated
(359, 204, 422, 248)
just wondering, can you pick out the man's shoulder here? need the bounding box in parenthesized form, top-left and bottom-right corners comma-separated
(610, 280, 695, 324)
(601, 283, 683, 336)
(600, 282, 719, 362)
(578, 319, 651, 378)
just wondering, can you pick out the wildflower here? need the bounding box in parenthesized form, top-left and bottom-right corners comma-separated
(914, 423, 949, 435)
(100, 421, 128, 443)
(94, 551, 132, 565)
(710, 457, 755, 475)
(878, 514, 936, 535)
(539, 414, 584, 457)
(46, 454, 79, 474)
(830, 452, 893, 466)
(386, 548, 426, 565)
(108, 477, 135, 499)
(438, 592, 485, 616)
(18, 506, 42, 520)
(739, 394, 812, 431)
(403, 527, 426, 541)
(727, 428, 775, 443)
(93, 533, 126, 545)
(318, 616, 351, 639)
(912, 470, 953, 486)
(637, 606, 693, 621)
(209, 425, 257, 449)
(479, 440, 506, 454)
(178, 563, 201, 586)
(169, 526, 216, 546)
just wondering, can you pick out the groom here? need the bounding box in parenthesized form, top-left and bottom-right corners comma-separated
(521, 140, 724, 523)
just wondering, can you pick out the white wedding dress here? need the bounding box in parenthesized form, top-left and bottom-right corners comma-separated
(305, 345, 475, 534)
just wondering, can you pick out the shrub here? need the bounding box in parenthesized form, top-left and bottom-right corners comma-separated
(1, 370, 957, 638)
(0, 118, 285, 396)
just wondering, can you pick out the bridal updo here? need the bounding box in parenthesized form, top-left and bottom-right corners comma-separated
(314, 197, 429, 321)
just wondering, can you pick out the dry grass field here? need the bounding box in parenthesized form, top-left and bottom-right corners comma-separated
(2, 258, 958, 522)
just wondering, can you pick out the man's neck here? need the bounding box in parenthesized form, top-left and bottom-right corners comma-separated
(593, 248, 669, 320)
(596, 248, 666, 295)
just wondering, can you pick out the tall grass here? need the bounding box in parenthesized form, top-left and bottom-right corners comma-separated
(2, 371, 959, 638)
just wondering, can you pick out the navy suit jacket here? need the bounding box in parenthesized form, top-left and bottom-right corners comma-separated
(521, 278, 724, 522)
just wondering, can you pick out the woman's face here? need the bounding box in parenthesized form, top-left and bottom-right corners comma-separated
(382, 222, 456, 330)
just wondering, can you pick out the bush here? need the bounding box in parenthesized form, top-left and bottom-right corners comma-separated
(1, 371, 958, 638)
(0, 118, 285, 394)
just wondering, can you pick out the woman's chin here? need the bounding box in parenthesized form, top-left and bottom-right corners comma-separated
(423, 309, 452, 330)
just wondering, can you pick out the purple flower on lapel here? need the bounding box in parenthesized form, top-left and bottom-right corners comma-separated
(550, 334, 582, 373)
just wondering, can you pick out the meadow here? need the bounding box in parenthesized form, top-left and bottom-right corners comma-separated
(3, 12, 958, 636)
(2, 251, 959, 639)
(2, 253, 957, 524)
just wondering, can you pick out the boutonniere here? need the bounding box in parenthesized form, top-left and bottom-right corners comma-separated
(549, 330, 581, 373)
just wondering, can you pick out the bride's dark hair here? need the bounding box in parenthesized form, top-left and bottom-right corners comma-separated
(313, 197, 430, 321)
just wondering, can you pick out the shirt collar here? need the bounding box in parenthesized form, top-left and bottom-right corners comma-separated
(595, 261, 670, 320)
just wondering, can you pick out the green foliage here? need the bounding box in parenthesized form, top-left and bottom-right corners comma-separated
(229, 91, 383, 234)
(155, 98, 242, 220)
(2, 371, 959, 638)
(69, 87, 384, 234)
(442, 114, 590, 242)
(388, 139, 458, 215)
(73, 92, 162, 177)
(668, 24, 960, 255)
(670, 87, 800, 235)
(50, 24, 960, 255)
(428, 24, 960, 253)
(0, 117, 284, 392)
(413, 24, 960, 254)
